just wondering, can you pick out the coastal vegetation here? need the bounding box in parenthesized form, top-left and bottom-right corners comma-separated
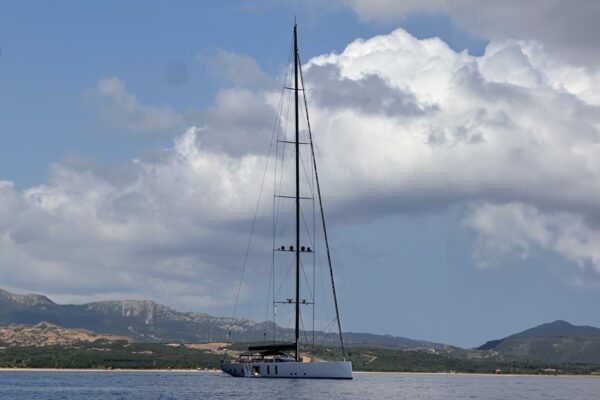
(3, 290, 600, 374)
(1, 340, 599, 375)
(0, 340, 222, 370)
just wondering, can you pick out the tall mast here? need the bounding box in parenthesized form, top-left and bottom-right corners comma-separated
(293, 23, 301, 362)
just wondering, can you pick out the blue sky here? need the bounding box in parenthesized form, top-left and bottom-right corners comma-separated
(2, 1, 600, 347)
(0, 1, 486, 187)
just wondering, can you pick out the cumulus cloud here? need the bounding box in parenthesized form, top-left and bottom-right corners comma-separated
(86, 74, 278, 157)
(301, 29, 600, 212)
(300, 28, 600, 270)
(192, 88, 277, 156)
(342, 0, 600, 66)
(85, 78, 186, 135)
(199, 48, 275, 89)
(465, 202, 600, 273)
(0, 127, 276, 310)
(5, 27, 600, 310)
(305, 63, 437, 118)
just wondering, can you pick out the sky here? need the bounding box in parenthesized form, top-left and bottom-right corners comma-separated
(1, 1, 600, 348)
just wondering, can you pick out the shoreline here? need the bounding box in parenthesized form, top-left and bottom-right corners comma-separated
(0, 368, 598, 378)
(354, 371, 600, 378)
(0, 368, 220, 373)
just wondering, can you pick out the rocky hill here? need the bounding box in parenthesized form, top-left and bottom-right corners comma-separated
(0, 289, 54, 307)
(0, 288, 437, 348)
(0, 321, 130, 346)
(0, 288, 262, 342)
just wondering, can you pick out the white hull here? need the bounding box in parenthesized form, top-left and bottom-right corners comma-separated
(220, 360, 352, 379)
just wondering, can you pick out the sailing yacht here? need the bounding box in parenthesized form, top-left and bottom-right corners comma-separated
(220, 23, 352, 380)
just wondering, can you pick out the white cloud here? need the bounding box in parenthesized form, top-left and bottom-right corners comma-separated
(4, 27, 600, 309)
(85, 78, 185, 135)
(342, 0, 600, 65)
(300, 28, 600, 270)
(192, 88, 277, 156)
(199, 48, 275, 89)
(465, 202, 600, 273)
(301, 29, 600, 214)
(87, 67, 278, 153)
(0, 127, 275, 310)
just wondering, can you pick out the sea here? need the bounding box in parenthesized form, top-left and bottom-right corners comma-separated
(1, 371, 599, 399)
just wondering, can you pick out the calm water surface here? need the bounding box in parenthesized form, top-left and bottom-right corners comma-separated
(0, 371, 599, 399)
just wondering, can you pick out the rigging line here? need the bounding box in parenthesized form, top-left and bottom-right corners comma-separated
(272, 45, 292, 254)
(285, 309, 295, 334)
(298, 147, 316, 198)
(299, 310, 309, 347)
(274, 47, 291, 140)
(296, 198, 315, 298)
(299, 314, 318, 357)
(274, 56, 294, 203)
(272, 36, 293, 233)
(299, 258, 314, 301)
(272, 105, 279, 343)
(274, 151, 293, 204)
(298, 53, 346, 359)
(314, 317, 337, 346)
(311, 133, 316, 359)
(315, 317, 338, 347)
(272, 82, 290, 344)
(264, 249, 274, 340)
(275, 204, 294, 243)
(228, 39, 292, 341)
(314, 244, 334, 341)
(297, 106, 316, 199)
(298, 214, 316, 300)
(318, 317, 337, 336)
(274, 100, 293, 231)
(272, 35, 293, 161)
(270, 42, 293, 343)
(263, 40, 292, 344)
(273, 161, 289, 239)
(299, 206, 315, 249)
(229, 139, 273, 338)
(317, 330, 336, 349)
(274, 252, 296, 300)
(320, 250, 330, 306)
(274, 126, 294, 200)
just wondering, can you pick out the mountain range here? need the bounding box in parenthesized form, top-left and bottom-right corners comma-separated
(0, 288, 436, 348)
(3, 288, 600, 365)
